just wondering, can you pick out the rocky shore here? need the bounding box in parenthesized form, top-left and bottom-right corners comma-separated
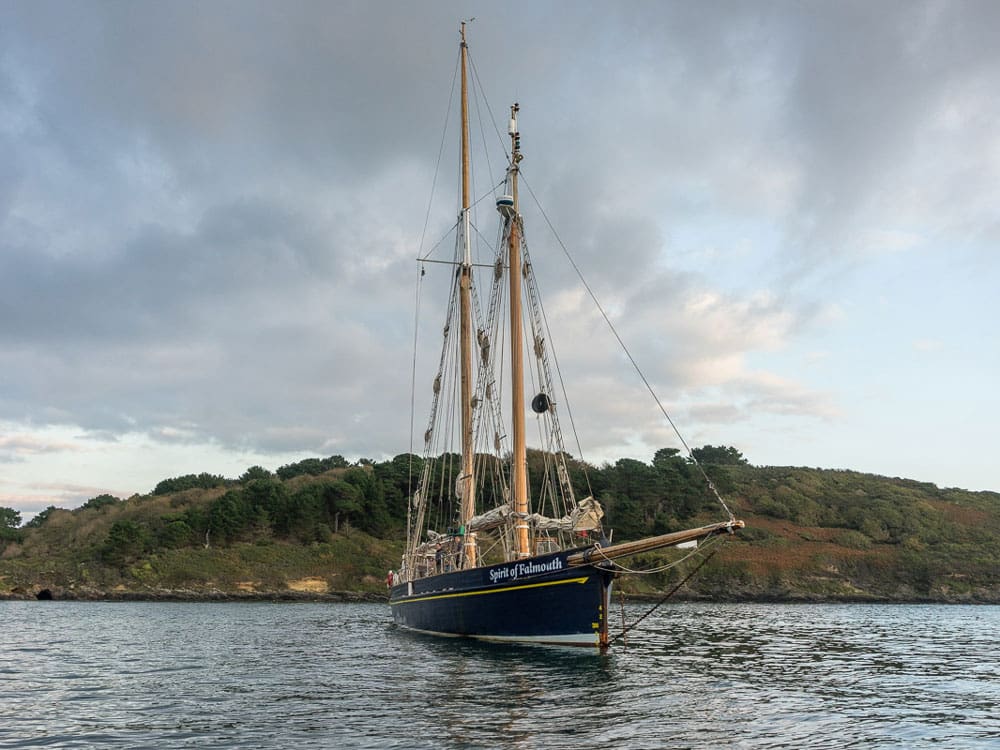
(3, 584, 996, 605)
(0, 586, 387, 603)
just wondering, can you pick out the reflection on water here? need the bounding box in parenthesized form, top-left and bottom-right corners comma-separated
(1, 601, 998, 748)
(393, 630, 618, 749)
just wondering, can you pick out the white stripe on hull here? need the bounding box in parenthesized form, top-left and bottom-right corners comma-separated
(394, 623, 603, 647)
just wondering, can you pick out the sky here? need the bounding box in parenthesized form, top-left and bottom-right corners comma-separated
(2, 1, 998, 521)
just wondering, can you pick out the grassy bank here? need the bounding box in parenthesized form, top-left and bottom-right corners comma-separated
(2, 458, 998, 603)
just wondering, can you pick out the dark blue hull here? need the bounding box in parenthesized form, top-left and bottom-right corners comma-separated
(389, 551, 614, 647)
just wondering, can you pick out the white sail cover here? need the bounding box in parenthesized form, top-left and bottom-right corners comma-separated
(467, 496, 604, 533)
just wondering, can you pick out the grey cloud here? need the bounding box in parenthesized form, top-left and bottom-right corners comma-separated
(0, 0, 996, 472)
(1, 483, 129, 515)
(0, 434, 82, 464)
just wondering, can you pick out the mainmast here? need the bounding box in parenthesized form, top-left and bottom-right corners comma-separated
(458, 22, 477, 568)
(507, 104, 531, 559)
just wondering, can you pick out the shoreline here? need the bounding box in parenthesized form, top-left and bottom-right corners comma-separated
(0, 588, 386, 603)
(2, 588, 997, 605)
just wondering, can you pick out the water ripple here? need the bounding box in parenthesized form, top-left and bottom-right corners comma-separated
(1, 601, 998, 748)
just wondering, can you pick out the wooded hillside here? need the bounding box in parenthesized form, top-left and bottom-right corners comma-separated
(2, 448, 997, 602)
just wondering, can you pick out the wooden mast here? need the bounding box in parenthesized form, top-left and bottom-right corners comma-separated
(507, 104, 531, 559)
(458, 22, 477, 568)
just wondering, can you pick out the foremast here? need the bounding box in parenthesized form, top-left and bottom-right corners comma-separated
(458, 22, 477, 568)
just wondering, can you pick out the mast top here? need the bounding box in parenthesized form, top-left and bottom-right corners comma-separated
(509, 103, 523, 165)
(460, 18, 475, 46)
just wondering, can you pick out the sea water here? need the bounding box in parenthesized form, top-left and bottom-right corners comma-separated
(1, 600, 997, 748)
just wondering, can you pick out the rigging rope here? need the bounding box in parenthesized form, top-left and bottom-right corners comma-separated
(468, 52, 512, 161)
(468, 49, 500, 211)
(609, 539, 725, 646)
(407, 35, 740, 576)
(409, 46, 461, 550)
(592, 533, 721, 576)
(419, 180, 507, 263)
(408, 262, 424, 540)
(519, 235, 597, 503)
(417, 52, 460, 261)
(520, 174, 736, 522)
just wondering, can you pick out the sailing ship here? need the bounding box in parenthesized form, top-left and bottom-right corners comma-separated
(389, 24, 743, 648)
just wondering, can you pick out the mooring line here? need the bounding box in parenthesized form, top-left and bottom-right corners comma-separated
(611, 543, 724, 646)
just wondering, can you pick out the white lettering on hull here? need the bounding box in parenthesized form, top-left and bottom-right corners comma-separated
(488, 557, 564, 584)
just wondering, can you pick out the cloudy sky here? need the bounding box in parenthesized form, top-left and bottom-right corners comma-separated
(2, 1, 998, 520)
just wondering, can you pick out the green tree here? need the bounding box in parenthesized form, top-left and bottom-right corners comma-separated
(343, 467, 391, 536)
(153, 473, 228, 495)
(0, 506, 21, 529)
(157, 519, 194, 548)
(242, 477, 287, 515)
(275, 455, 349, 481)
(374, 454, 422, 525)
(602, 459, 659, 538)
(280, 485, 324, 541)
(240, 465, 272, 483)
(0, 506, 23, 544)
(652, 447, 682, 468)
(323, 480, 363, 533)
(651, 447, 706, 518)
(25, 506, 59, 528)
(691, 445, 749, 466)
(101, 520, 151, 566)
(80, 494, 120, 511)
(207, 491, 252, 543)
(279, 458, 326, 479)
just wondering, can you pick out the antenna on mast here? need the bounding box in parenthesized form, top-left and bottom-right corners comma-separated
(460, 17, 476, 43)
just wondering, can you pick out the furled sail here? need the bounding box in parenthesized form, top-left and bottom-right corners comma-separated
(467, 496, 604, 533)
